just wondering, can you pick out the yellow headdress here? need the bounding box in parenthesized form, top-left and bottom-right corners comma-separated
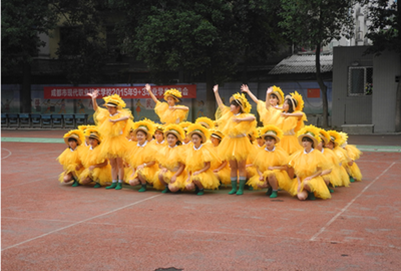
(132, 119, 155, 141)
(339, 132, 348, 147)
(187, 123, 210, 144)
(260, 125, 283, 144)
(164, 124, 185, 143)
(210, 129, 224, 141)
(164, 88, 182, 102)
(297, 125, 321, 147)
(195, 117, 215, 129)
(318, 128, 331, 145)
(256, 127, 263, 139)
(154, 124, 165, 133)
(271, 86, 285, 106)
(78, 125, 88, 133)
(229, 92, 252, 113)
(285, 91, 304, 112)
(85, 127, 102, 143)
(248, 128, 258, 141)
(103, 94, 126, 109)
(179, 121, 193, 132)
(327, 130, 342, 147)
(63, 129, 85, 146)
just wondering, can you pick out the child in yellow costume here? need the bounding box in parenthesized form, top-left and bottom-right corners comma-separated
(254, 127, 265, 149)
(241, 84, 284, 126)
(184, 124, 220, 195)
(245, 129, 259, 186)
(88, 90, 133, 190)
(213, 84, 257, 195)
(154, 124, 187, 193)
(278, 91, 307, 155)
(79, 128, 112, 187)
(340, 132, 363, 182)
(57, 129, 85, 186)
(126, 120, 159, 192)
(76, 125, 92, 174)
(209, 129, 231, 185)
(326, 130, 356, 184)
(247, 125, 292, 198)
(179, 121, 193, 149)
(316, 129, 349, 191)
(145, 83, 189, 124)
(288, 125, 332, 200)
(149, 124, 167, 147)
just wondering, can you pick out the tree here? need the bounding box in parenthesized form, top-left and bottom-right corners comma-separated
(364, 0, 401, 131)
(2, 0, 57, 113)
(113, 0, 283, 118)
(279, 0, 358, 128)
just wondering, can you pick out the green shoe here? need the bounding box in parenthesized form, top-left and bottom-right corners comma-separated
(162, 187, 170, 193)
(349, 177, 355, 183)
(72, 180, 80, 187)
(197, 189, 204, 196)
(106, 183, 117, 189)
(94, 183, 101, 188)
(270, 191, 278, 198)
(329, 188, 334, 193)
(138, 184, 147, 192)
(248, 186, 253, 191)
(115, 182, 123, 190)
(228, 181, 237, 195)
(265, 187, 272, 196)
(236, 179, 246, 195)
(308, 192, 316, 200)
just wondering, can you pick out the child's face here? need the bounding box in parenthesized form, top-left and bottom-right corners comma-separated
(129, 131, 136, 141)
(316, 142, 323, 151)
(256, 138, 265, 147)
(191, 134, 202, 147)
(265, 137, 276, 149)
(283, 100, 290, 111)
(230, 104, 240, 114)
(269, 95, 279, 106)
(166, 134, 178, 147)
(89, 138, 99, 147)
(107, 106, 117, 115)
(326, 141, 334, 150)
(155, 131, 164, 142)
(210, 137, 220, 147)
(68, 140, 77, 150)
(136, 131, 146, 144)
(302, 138, 313, 149)
(167, 96, 176, 106)
(183, 134, 190, 144)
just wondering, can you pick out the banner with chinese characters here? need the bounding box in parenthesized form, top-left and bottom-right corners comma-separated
(43, 85, 197, 99)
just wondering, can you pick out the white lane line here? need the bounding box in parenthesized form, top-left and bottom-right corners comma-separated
(1, 148, 12, 160)
(1, 194, 163, 251)
(309, 162, 396, 242)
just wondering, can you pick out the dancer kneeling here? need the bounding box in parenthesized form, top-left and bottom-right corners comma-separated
(288, 125, 331, 200)
(247, 125, 292, 198)
(184, 124, 220, 195)
(154, 124, 187, 193)
(126, 120, 158, 192)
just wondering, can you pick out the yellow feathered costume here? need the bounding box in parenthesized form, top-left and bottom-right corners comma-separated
(154, 88, 188, 124)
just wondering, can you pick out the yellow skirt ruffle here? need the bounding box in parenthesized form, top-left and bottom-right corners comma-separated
(79, 165, 112, 186)
(125, 165, 159, 184)
(188, 170, 220, 190)
(279, 135, 303, 155)
(218, 136, 254, 162)
(247, 170, 292, 192)
(344, 162, 362, 181)
(289, 176, 331, 199)
(99, 135, 128, 159)
(214, 163, 231, 185)
(154, 169, 187, 190)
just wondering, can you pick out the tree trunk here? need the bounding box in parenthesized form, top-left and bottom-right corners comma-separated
(21, 60, 32, 113)
(205, 68, 216, 119)
(315, 43, 329, 128)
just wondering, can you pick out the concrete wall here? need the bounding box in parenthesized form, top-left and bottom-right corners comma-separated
(372, 51, 401, 133)
(332, 46, 373, 128)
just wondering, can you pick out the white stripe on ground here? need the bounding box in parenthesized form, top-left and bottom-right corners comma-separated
(1, 194, 163, 251)
(1, 148, 12, 160)
(309, 162, 396, 242)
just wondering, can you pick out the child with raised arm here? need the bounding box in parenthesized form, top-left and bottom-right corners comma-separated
(87, 90, 133, 190)
(145, 84, 189, 124)
(213, 84, 257, 195)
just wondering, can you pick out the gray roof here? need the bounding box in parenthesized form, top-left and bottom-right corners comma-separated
(268, 54, 333, 75)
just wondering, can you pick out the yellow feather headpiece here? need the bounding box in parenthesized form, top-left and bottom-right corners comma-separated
(63, 129, 85, 146)
(154, 124, 165, 133)
(164, 88, 182, 102)
(285, 91, 304, 112)
(327, 130, 342, 146)
(248, 128, 258, 141)
(195, 117, 215, 129)
(164, 124, 185, 143)
(132, 119, 156, 141)
(103, 94, 126, 109)
(210, 129, 225, 140)
(297, 125, 321, 146)
(187, 123, 210, 143)
(318, 128, 331, 145)
(85, 127, 102, 143)
(179, 121, 193, 132)
(260, 125, 283, 143)
(256, 127, 263, 138)
(339, 132, 348, 147)
(271, 86, 285, 105)
(230, 92, 252, 113)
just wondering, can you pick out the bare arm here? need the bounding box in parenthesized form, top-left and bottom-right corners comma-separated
(214, 160, 227, 172)
(213, 85, 224, 108)
(87, 89, 99, 111)
(241, 84, 259, 104)
(172, 105, 189, 111)
(145, 84, 159, 104)
(193, 162, 211, 176)
(233, 115, 256, 122)
(265, 87, 273, 110)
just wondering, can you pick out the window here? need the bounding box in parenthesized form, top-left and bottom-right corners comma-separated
(348, 66, 373, 96)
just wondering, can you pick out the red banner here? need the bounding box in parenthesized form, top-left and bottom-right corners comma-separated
(43, 85, 197, 99)
(307, 88, 320, 98)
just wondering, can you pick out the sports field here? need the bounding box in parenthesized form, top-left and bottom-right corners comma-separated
(2, 130, 401, 270)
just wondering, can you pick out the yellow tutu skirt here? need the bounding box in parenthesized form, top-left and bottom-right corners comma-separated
(154, 169, 187, 190)
(99, 135, 129, 159)
(188, 169, 220, 190)
(218, 136, 254, 162)
(247, 170, 292, 192)
(323, 165, 350, 188)
(125, 165, 159, 184)
(289, 176, 331, 199)
(246, 166, 257, 180)
(58, 168, 84, 183)
(345, 144, 362, 160)
(214, 163, 231, 185)
(279, 135, 303, 155)
(344, 162, 362, 181)
(79, 165, 112, 186)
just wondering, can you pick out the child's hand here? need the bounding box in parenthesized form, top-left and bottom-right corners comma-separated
(145, 84, 151, 92)
(89, 165, 95, 171)
(232, 118, 241, 123)
(170, 175, 177, 183)
(266, 87, 273, 94)
(241, 84, 249, 93)
(213, 85, 219, 93)
(109, 118, 116, 123)
(193, 171, 201, 176)
(87, 89, 98, 98)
